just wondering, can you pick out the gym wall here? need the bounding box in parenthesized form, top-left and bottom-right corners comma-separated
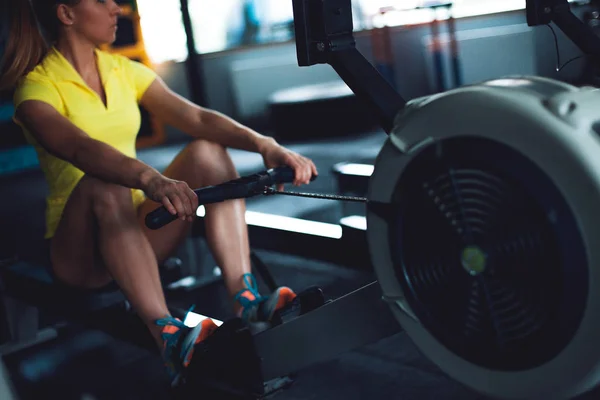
(0, 5, 591, 172)
(174, 6, 585, 127)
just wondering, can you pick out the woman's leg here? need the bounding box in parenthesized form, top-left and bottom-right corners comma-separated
(50, 174, 171, 347)
(137, 139, 296, 320)
(137, 139, 252, 314)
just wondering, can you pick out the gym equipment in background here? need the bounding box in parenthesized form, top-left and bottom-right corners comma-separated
(418, 1, 463, 92)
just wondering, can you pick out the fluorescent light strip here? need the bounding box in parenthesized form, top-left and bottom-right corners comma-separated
(340, 215, 367, 231)
(184, 311, 223, 328)
(196, 207, 343, 239)
(336, 163, 374, 177)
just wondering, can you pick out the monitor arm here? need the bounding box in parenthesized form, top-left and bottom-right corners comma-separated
(528, 0, 600, 61)
(292, 0, 406, 134)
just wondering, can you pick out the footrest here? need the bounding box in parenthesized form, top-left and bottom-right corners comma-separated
(272, 286, 326, 325)
(176, 318, 264, 399)
(176, 286, 326, 399)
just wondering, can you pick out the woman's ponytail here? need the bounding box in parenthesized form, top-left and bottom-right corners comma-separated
(0, 0, 49, 92)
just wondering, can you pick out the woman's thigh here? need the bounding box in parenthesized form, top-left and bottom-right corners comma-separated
(49, 175, 124, 289)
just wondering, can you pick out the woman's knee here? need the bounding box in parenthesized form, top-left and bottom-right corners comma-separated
(182, 139, 237, 181)
(185, 139, 228, 166)
(77, 175, 133, 218)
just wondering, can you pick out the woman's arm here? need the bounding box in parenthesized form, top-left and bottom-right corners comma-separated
(139, 77, 318, 186)
(139, 77, 276, 153)
(16, 100, 162, 189)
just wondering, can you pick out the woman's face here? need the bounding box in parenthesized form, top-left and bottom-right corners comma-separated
(61, 0, 122, 45)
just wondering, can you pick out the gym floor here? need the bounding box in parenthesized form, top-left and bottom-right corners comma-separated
(3, 255, 489, 400)
(4, 131, 599, 400)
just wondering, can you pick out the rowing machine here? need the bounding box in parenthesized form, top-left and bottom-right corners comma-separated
(146, 1, 600, 398)
(289, 0, 600, 399)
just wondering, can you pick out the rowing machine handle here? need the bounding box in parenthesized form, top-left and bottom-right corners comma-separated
(145, 166, 314, 230)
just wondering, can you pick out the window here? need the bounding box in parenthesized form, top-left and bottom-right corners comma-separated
(354, 0, 528, 29)
(138, 0, 573, 61)
(136, 0, 375, 59)
(188, 0, 245, 54)
(137, 0, 189, 63)
(188, 0, 296, 53)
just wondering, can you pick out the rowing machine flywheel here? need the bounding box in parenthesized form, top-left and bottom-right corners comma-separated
(367, 76, 600, 399)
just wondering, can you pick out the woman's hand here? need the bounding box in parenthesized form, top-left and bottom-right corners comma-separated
(259, 138, 318, 190)
(141, 171, 198, 222)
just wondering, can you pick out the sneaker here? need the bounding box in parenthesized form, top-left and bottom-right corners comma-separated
(234, 273, 297, 323)
(155, 312, 219, 386)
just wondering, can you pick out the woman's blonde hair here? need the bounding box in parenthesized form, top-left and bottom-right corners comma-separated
(0, 0, 81, 91)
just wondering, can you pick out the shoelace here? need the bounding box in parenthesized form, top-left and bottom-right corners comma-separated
(234, 273, 267, 321)
(156, 306, 197, 362)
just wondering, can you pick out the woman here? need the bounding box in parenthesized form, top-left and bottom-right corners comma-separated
(0, 0, 318, 386)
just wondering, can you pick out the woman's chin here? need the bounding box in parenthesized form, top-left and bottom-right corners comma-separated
(99, 35, 117, 47)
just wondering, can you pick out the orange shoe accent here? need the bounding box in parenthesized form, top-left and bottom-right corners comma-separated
(275, 287, 297, 311)
(183, 351, 194, 368)
(240, 290, 257, 302)
(162, 322, 182, 352)
(182, 318, 219, 367)
(163, 325, 179, 335)
(195, 318, 219, 344)
(235, 291, 258, 318)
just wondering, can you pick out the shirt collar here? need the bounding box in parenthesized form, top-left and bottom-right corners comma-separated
(43, 46, 114, 87)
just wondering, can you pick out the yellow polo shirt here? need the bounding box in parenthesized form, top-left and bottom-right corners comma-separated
(13, 46, 157, 239)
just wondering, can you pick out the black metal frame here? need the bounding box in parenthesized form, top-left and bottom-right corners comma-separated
(254, 281, 401, 381)
(181, 281, 402, 398)
(179, 0, 208, 106)
(292, 0, 406, 133)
